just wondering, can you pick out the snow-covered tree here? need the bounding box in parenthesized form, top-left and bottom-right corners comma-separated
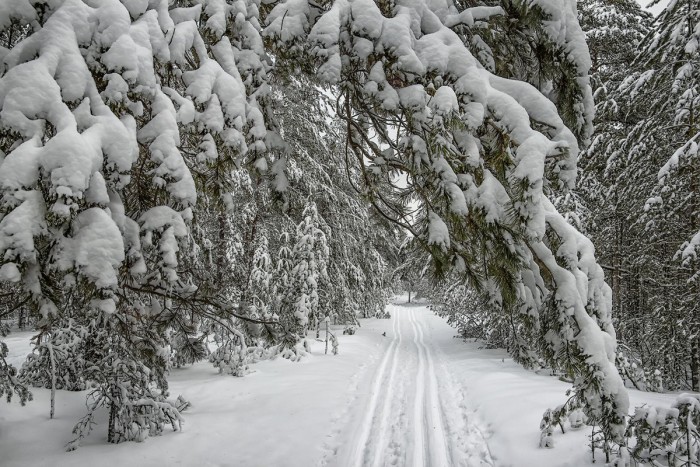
(620, 393, 700, 465)
(574, 0, 657, 391)
(1, 321, 31, 405)
(578, 0, 653, 85)
(270, 78, 397, 325)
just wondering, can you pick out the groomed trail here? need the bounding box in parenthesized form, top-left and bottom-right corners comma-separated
(325, 301, 494, 467)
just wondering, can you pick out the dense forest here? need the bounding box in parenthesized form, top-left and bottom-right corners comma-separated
(1, 0, 699, 464)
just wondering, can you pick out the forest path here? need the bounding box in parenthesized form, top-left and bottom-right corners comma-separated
(326, 301, 494, 467)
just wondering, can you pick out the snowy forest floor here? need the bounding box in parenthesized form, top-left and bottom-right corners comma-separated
(1, 298, 677, 467)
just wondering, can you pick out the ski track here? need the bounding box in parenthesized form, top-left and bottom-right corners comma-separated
(410, 308, 450, 467)
(371, 305, 403, 467)
(409, 308, 428, 467)
(349, 307, 402, 467)
(329, 304, 493, 467)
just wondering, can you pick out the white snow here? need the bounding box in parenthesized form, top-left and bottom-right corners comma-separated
(427, 211, 450, 250)
(55, 207, 125, 290)
(0, 298, 678, 467)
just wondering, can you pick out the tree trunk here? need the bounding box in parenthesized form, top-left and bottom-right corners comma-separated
(108, 383, 119, 443)
(691, 336, 700, 392)
(108, 401, 116, 443)
(48, 339, 56, 419)
(217, 212, 226, 284)
(688, 52, 698, 392)
(612, 200, 621, 325)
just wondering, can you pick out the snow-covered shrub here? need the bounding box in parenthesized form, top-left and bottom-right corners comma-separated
(375, 309, 391, 319)
(329, 331, 339, 355)
(209, 342, 250, 377)
(0, 340, 32, 406)
(171, 334, 208, 368)
(64, 310, 182, 449)
(68, 387, 183, 450)
(622, 394, 700, 466)
(20, 321, 87, 392)
(539, 394, 588, 449)
(615, 345, 664, 393)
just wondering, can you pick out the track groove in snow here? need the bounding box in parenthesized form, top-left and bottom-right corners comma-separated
(409, 307, 428, 466)
(349, 306, 403, 467)
(409, 307, 450, 467)
(372, 304, 403, 467)
(327, 302, 494, 467)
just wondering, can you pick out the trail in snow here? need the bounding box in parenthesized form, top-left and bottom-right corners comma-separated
(350, 305, 402, 467)
(409, 307, 450, 467)
(371, 304, 403, 467)
(330, 302, 494, 467)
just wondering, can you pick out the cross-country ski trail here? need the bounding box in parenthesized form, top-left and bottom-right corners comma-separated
(323, 302, 494, 467)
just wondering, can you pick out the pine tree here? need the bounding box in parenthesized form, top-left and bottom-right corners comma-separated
(578, 0, 653, 86)
(0, 0, 252, 446)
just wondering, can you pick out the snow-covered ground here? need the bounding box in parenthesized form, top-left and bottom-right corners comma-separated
(1, 299, 677, 466)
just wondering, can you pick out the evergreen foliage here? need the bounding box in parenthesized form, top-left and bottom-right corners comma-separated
(576, 0, 700, 396)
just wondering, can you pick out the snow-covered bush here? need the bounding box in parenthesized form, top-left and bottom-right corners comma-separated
(210, 342, 251, 377)
(0, 336, 31, 406)
(621, 394, 700, 466)
(20, 321, 87, 392)
(615, 345, 664, 393)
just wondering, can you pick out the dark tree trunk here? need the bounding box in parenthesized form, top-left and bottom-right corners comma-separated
(108, 401, 116, 443)
(691, 337, 700, 392)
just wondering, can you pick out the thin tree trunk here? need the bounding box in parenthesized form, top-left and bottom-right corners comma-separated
(690, 116, 699, 392)
(108, 400, 117, 443)
(47, 339, 56, 419)
(688, 42, 698, 392)
(612, 199, 621, 324)
(217, 212, 226, 284)
(691, 337, 700, 392)
(108, 383, 119, 443)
